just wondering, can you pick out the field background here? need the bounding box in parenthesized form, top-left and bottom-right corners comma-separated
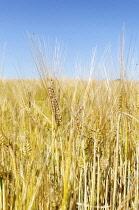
(0, 75, 139, 209)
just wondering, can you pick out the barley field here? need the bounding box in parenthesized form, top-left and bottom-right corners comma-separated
(0, 74, 139, 210)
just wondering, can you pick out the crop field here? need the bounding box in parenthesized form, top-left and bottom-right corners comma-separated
(0, 75, 139, 210)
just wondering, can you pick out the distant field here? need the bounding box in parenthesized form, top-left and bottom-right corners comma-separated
(0, 78, 139, 209)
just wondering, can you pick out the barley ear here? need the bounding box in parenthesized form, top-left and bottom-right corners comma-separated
(48, 78, 62, 126)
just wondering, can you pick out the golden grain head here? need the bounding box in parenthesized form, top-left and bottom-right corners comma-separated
(22, 139, 32, 159)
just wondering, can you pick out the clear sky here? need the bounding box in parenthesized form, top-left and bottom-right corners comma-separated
(0, 0, 139, 79)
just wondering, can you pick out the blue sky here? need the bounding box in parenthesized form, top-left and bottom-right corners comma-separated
(0, 0, 139, 79)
